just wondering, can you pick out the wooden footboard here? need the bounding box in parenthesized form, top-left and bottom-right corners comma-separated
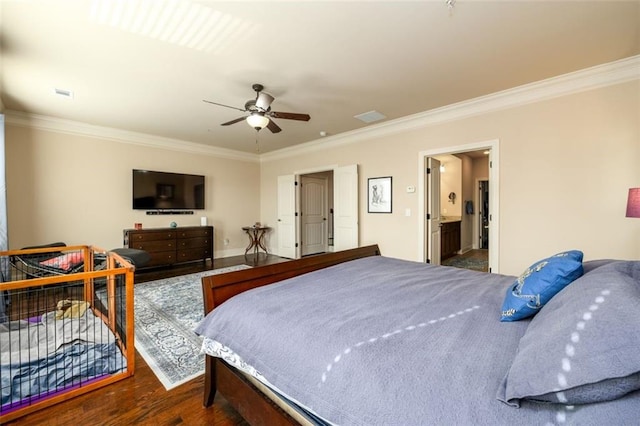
(200, 245, 381, 423)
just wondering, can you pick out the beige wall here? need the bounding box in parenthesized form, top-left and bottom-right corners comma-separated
(260, 81, 640, 275)
(4, 80, 639, 275)
(5, 125, 261, 255)
(435, 154, 462, 217)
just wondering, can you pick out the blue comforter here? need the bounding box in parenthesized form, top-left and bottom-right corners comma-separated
(196, 256, 640, 425)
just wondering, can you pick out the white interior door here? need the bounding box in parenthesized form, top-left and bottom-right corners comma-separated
(333, 164, 358, 251)
(277, 174, 299, 259)
(426, 157, 441, 264)
(301, 176, 328, 256)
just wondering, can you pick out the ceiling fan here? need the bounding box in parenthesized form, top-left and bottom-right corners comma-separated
(203, 84, 310, 133)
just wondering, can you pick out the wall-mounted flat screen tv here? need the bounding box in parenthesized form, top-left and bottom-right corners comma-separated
(132, 169, 205, 210)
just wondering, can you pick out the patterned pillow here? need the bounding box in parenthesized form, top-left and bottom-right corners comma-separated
(497, 260, 640, 406)
(500, 250, 583, 322)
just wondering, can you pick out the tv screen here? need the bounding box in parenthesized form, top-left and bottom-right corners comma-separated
(132, 169, 205, 210)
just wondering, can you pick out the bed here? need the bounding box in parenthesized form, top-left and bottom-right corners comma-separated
(0, 245, 135, 423)
(196, 245, 640, 425)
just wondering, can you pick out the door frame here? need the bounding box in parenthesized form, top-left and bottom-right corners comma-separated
(300, 174, 329, 256)
(279, 164, 360, 259)
(418, 139, 500, 273)
(287, 165, 338, 259)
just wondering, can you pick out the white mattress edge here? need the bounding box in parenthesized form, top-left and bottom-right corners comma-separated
(201, 337, 329, 426)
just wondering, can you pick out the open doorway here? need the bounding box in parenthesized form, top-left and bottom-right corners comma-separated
(277, 165, 359, 259)
(419, 140, 499, 273)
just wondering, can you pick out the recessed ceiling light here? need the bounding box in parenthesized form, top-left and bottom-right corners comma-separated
(354, 110, 386, 124)
(483, 150, 490, 155)
(53, 88, 74, 99)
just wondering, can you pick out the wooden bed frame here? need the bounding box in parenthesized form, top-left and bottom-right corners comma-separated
(200, 245, 381, 425)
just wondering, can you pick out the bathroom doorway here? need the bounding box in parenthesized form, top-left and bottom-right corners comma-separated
(419, 140, 499, 273)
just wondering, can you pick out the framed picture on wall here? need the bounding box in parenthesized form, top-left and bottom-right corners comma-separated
(368, 176, 392, 213)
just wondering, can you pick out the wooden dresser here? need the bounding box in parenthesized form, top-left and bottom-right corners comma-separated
(123, 226, 214, 268)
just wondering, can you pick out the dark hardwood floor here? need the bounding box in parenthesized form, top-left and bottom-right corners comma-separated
(5, 253, 290, 426)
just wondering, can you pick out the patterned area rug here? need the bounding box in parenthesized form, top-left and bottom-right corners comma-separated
(134, 265, 252, 390)
(441, 256, 488, 272)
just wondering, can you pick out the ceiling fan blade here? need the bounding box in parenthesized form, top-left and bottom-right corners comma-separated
(203, 99, 246, 113)
(269, 111, 311, 121)
(266, 119, 282, 133)
(220, 116, 247, 126)
(256, 92, 275, 111)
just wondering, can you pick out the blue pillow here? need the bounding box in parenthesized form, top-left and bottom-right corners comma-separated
(500, 250, 583, 321)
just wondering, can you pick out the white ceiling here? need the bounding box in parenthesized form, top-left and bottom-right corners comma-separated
(1, 0, 639, 154)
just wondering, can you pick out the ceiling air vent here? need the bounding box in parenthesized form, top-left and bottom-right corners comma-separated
(53, 88, 74, 99)
(354, 110, 386, 124)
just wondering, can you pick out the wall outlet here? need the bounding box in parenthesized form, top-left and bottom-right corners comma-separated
(223, 238, 230, 246)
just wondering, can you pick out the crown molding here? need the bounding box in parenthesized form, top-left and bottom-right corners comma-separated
(5, 56, 638, 164)
(4, 111, 259, 163)
(261, 55, 640, 163)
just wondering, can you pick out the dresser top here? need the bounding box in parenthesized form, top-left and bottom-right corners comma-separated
(124, 225, 212, 232)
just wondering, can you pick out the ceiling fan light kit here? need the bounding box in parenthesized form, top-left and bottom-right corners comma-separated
(203, 83, 310, 134)
(246, 113, 270, 130)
